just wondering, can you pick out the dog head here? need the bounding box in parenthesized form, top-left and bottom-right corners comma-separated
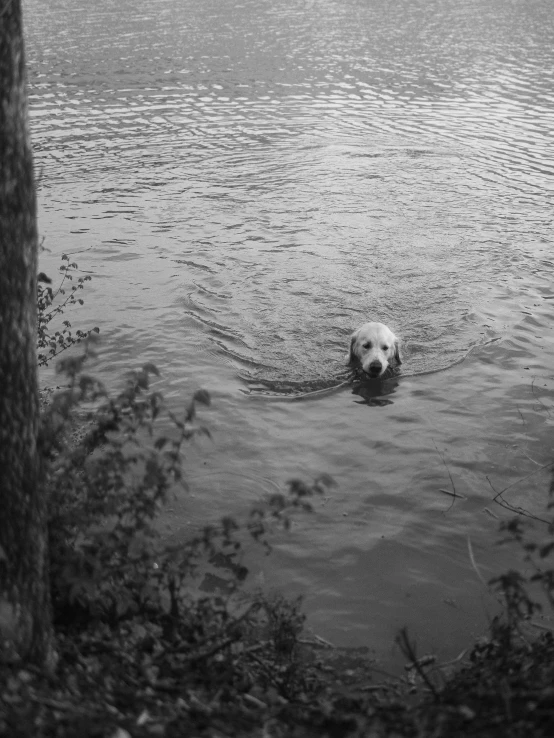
(346, 322, 401, 379)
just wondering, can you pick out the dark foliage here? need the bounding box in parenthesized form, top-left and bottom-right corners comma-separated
(37, 255, 99, 367)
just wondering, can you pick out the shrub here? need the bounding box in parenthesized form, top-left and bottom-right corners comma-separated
(40, 345, 331, 678)
(490, 492, 554, 644)
(37, 254, 99, 366)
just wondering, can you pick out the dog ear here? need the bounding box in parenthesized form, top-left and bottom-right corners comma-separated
(346, 332, 359, 365)
(393, 338, 402, 365)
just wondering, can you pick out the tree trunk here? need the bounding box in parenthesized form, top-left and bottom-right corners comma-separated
(0, 0, 54, 666)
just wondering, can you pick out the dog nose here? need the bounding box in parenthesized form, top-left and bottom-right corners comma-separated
(369, 361, 382, 375)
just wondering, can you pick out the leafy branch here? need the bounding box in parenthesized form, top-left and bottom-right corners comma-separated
(37, 253, 99, 366)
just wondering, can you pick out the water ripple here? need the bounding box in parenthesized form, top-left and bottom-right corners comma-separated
(27, 0, 554, 665)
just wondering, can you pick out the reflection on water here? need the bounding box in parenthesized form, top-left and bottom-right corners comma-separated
(351, 377, 400, 407)
(26, 0, 554, 668)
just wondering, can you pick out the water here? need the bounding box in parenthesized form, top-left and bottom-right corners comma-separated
(25, 0, 554, 669)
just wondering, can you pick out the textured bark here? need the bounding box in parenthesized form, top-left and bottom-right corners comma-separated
(0, 0, 53, 666)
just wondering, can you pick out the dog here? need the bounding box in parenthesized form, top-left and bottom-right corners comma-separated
(346, 322, 401, 379)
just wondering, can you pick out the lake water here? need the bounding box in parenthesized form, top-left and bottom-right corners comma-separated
(25, 0, 554, 670)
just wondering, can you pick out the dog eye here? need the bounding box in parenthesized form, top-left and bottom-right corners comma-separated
(362, 341, 372, 349)
(382, 345, 389, 351)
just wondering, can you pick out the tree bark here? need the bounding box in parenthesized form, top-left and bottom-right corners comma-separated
(0, 0, 53, 666)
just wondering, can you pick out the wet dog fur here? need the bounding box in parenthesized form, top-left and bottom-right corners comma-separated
(346, 321, 401, 379)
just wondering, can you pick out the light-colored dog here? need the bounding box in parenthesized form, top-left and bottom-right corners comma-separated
(346, 322, 401, 379)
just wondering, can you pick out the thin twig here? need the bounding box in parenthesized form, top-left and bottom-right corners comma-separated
(467, 536, 489, 588)
(529, 621, 554, 633)
(396, 628, 440, 700)
(531, 377, 552, 416)
(491, 462, 554, 501)
(486, 475, 552, 524)
(436, 648, 468, 669)
(312, 634, 335, 648)
(433, 441, 457, 498)
(521, 451, 542, 466)
(439, 488, 465, 499)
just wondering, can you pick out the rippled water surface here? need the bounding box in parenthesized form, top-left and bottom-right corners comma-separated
(26, 0, 554, 668)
